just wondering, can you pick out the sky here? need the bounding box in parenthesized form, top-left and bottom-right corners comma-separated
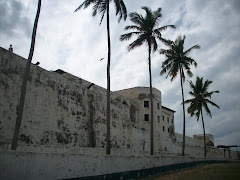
(0, 0, 240, 147)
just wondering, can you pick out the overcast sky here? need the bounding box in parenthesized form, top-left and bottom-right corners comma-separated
(0, 0, 240, 147)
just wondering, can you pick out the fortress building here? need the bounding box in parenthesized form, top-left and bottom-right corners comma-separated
(0, 47, 238, 159)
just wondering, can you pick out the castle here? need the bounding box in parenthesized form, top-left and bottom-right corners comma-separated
(0, 47, 237, 159)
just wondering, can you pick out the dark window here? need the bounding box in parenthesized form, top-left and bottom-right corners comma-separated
(168, 128, 169, 133)
(163, 126, 165, 131)
(144, 114, 149, 121)
(167, 117, 169, 123)
(144, 101, 149, 107)
(162, 116, 165, 121)
(158, 116, 160, 123)
(172, 119, 174, 124)
(157, 103, 160, 110)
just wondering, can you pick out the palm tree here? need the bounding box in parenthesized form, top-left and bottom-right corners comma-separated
(11, 0, 42, 150)
(184, 76, 220, 157)
(160, 35, 200, 156)
(120, 6, 175, 155)
(75, 0, 127, 155)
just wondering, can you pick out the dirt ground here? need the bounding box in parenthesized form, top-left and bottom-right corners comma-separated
(142, 163, 240, 180)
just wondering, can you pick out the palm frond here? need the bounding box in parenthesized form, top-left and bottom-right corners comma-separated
(154, 25, 176, 32)
(74, 0, 96, 12)
(153, 7, 162, 22)
(184, 98, 195, 104)
(127, 34, 147, 51)
(119, 0, 127, 21)
(205, 99, 220, 109)
(120, 32, 140, 41)
(188, 91, 196, 97)
(160, 58, 176, 79)
(186, 69, 193, 78)
(184, 57, 198, 68)
(188, 80, 195, 91)
(152, 37, 158, 52)
(202, 79, 212, 93)
(158, 37, 173, 46)
(142, 6, 153, 18)
(99, 10, 106, 25)
(160, 67, 167, 76)
(129, 12, 144, 26)
(114, 0, 127, 22)
(184, 45, 200, 56)
(124, 25, 141, 31)
(160, 49, 171, 55)
(202, 101, 212, 118)
(92, 0, 102, 16)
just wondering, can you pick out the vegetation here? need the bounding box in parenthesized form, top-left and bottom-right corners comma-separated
(184, 76, 220, 157)
(11, 0, 42, 150)
(143, 163, 240, 180)
(160, 35, 200, 156)
(120, 6, 175, 155)
(74, 0, 127, 155)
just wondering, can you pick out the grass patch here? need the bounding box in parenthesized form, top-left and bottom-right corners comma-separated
(143, 163, 240, 180)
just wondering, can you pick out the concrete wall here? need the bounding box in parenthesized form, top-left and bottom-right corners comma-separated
(0, 149, 223, 180)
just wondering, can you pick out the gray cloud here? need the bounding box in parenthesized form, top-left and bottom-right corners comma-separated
(0, 0, 31, 38)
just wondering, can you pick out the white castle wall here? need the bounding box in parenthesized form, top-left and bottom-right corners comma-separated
(0, 47, 238, 160)
(0, 47, 147, 153)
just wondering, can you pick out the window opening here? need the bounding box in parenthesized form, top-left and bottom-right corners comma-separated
(144, 101, 149, 108)
(144, 114, 149, 121)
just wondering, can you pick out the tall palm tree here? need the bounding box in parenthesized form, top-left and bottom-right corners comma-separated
(184, 76, 220, 157)
(120, 6, 175, 155)
(160, 35, 200, 156)
(75, 0, 127, 155)
(11, 0, 42, 150)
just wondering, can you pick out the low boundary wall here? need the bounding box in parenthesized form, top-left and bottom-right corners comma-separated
(0, 150, 236, 180)
(69, 160, 238, 180)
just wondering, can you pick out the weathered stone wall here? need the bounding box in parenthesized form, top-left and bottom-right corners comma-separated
(0, 49, 91, 148)
(0, 47, 147, 153)
(0, 47, 238, 159)
(115, 87, 164, 152)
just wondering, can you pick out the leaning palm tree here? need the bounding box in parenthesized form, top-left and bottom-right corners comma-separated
(120, 6, 175, 155)
(11, 0, 42, 150)
(184, 76, 220, 157)
(160, 35, 200, 156)
(75, 0, 127, 155)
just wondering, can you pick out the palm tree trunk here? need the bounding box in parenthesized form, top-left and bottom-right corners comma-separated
(148, 43, 154, 155)
(201, 110, 207, 157)
(180, 68, 186, 156)
(106, 0, 111, 155)
(11, 0, 41, 150)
